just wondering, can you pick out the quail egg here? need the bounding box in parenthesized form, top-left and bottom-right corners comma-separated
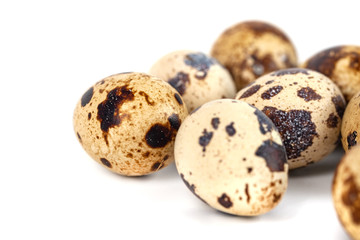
(236, 68, 346, 169)
(73, 72, 188, 176)
(211, 20, 297, 90)
(149, 50, 236, 112)
(175, 99, 288, 216)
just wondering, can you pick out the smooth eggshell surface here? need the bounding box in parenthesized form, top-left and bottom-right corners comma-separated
(211, 20, 297, 90)
(73, 72, 188, 176)
(303, 45, 360, 102)
(332, 145, 360, 240)
(341, 91, 360, 152)
(149, 50, 236, 112)
(175, 99, 288, 216)
(236, 68, 346, 169)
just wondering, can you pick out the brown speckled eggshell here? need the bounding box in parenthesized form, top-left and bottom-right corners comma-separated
(341, 91, 360, 152)
(303, 45, 360, 102)
(149, 50, 236, 112)
(236, 68, 346, 169)
(73, 72, 188, 176)
(175, 99, 288, 216)
(332, 145, 360, 240)
(211, 20, 297, 90)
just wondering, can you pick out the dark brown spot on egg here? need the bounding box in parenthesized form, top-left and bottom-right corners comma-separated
(145, 124, 173, 148)
(180, 174, 207, 204)
(97, 86, 134, 143)
(347, 131, 358, 150)
(76, 132, 82, 143)
(151, 161, 163, 171)
(211, 117, 220, 130)
(184, 52, 216, 80)
(239, 84, 261, 99)
(100, 158, 112, 168)
(199, 129, 213, 152)
(261, 85, 283, 100)
(225, 122, 236, 136)
(262, 106, 318, 159)
(265, 80, 274, 85)
(247, 167, 253, 173)
(163, 155, 169, 161)
(174, 93, 183, 105)
(168, 72, 190, 95)
(271, 68, 309, 76)
(245, 184, 250, 203)
(81, 87, 94, 107)
(142, 151, 150, 158)
(273, 193, 282, 203)
(342, 175, 360, 224)
(252, 107, 275, 134)
(88, 112, 91, 120)
(255, 140, 287, 172)
(332, 95, 346, 118)
(168, 113, 181, 131)
(218, 193, 233, 208)
(138, 91, 154, 106)
(297, 87, 322, 102)
(326, 113, 339, 128)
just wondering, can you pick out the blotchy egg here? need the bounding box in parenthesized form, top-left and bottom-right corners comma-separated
(175, 99, 288, 216)
(303, 45, 360, 101)
(236, 68, 346, 169)
(149, 50, 236, 112)
(341, 91, 360, 152)
(73, 72, 188, 176)
(211, 20, 297, 90)
(332, 145, 360, 240)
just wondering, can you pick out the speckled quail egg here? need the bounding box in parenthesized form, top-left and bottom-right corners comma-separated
(175, 99, 288, 216)
(149, 50, 236, 112)
(303, 45, 360, 101)
(211, 20, 297, 90)
(332, 145, 360, 240)
(73, 72, 188, 176)
(236, 68, 346, 169)
(341, 91, 360, 152)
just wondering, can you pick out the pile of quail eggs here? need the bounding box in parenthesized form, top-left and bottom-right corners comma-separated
(73, 20, 360, 239)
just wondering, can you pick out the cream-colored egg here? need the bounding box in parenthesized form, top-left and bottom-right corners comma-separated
(73, 72, 188, 176)
(332, 145, 360, 240)
(303, 45, 360, 102)
(175, 99, 288, 216)
(236, 68, 345, 169)
(341, 91, 360, 152)
(149, 50, 236, 112)
(211, 20, 297, 90)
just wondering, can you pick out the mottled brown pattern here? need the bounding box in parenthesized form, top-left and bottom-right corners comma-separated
(347, 131, 358, 150)
(168, 72, 190, 95)
(326, 113, 339, 128)
(261, 86, 283, 100)
(332, 95, 346, 118)
(297, 87, 322, 102)
(262, 106, 318, 159)
(239, 84, 261, 99)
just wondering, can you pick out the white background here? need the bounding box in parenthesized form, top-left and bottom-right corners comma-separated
(1, 0, 359, 239)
